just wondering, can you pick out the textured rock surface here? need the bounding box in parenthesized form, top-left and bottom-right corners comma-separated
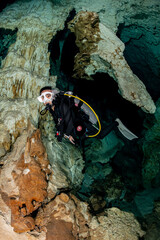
(68, 11, 156, 114)
(39, 111, 84, 199)
(0, 0, 84, 198)
(90, 207, 145, 240)
(0, 0, 61, 151)
(35, 193, 145, 240)
(0, 127, 50, 233)
(0, 99, 40, 157)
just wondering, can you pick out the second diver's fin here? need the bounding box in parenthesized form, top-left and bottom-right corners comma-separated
(115, 118, 138, 140)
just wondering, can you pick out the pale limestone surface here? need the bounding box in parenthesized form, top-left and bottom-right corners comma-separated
(0, 0, 69, 153)
(90, 207, 145, 240)
(86, 23, 156, 113)
(75, 0, 159, 31)
(68, 10, 156, 114)
(0, 99, 39, 157)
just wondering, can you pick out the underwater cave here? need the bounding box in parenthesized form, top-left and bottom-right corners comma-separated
(48, 14, 153, 214)
(0, 0, 160, 239)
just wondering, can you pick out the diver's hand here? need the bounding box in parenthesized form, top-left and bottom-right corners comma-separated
(64, 134, 75, 144)
(69, 136, 75, 145)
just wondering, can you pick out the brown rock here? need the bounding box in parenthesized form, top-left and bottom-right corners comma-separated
(0, 129, 50, 233)
(59, 193, 70, 203)
(11, 215, 35, 233)
(46, 217, 74, 240)
(68, 11, 100, 80)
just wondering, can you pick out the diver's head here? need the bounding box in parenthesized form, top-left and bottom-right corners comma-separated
(37, 86, 53, 105)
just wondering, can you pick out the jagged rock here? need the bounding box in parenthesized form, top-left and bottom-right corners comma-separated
(35, 193, 91, 239)
(35, 193, 145, 240)
(0, 68, 57, 100)
(0, 128, 50, 233)
(0, 189, 145, 239)
(0, 0, 63, 154)
(90, 207, 145, 240)
(0, 100, 40, 147)
(0, 0, 71, 80)
(0, 123, 11, 157)
(39, 111, 84, 198)
(68, 11, 156, 114)
(0, 0, 84, 221)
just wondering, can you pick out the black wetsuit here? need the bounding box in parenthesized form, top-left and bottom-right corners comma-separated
(48, 92, 118, 143)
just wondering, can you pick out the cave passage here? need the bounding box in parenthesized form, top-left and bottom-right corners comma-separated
(48, 8, 79, 90)
(0, 27, 18, 68)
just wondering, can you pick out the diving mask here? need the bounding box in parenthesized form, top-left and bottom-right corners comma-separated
(37, 91, 54, 104)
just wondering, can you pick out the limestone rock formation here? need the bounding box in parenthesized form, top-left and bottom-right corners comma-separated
(0, 0, 85, 222)
(39, 111, 84, 199)
(90, 207, 145, 240)
(0, 128, 50, 233)
(0, 99, 40, 157)
(68, 11, 156, 114)
(0, 0, 60, 152)
(35, 193, 145, 240)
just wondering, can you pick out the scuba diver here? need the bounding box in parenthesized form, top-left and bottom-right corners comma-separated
(37, 86, 138, 145)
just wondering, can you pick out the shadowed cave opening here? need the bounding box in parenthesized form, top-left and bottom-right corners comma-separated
(48, 8, 78, 90)
(0, 27, 18, 68)
(0, 0, 17, 13)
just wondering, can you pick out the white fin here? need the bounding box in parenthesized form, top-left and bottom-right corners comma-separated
(115, 118, 138, 140)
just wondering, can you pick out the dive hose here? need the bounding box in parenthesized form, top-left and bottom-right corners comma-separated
(64, 93, 101, 138)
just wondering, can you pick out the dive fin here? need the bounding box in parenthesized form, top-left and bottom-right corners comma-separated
(115, 118, 138, 140)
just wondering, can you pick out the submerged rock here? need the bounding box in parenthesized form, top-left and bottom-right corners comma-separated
(35, 193, 145, 240)
(0, 128, 50, 233)
(39, 110, 84, 198)
(68, 11, 156, 114)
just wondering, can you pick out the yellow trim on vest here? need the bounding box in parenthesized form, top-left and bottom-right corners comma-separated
(64, 93, 101, 137)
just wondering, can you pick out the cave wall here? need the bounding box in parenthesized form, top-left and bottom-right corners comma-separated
(0, 0, 159, 239)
